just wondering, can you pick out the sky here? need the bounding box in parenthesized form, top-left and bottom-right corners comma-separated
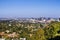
(0, 0, 60, 18)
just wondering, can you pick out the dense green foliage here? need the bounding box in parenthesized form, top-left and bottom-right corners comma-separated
(0, 21, 60, 40)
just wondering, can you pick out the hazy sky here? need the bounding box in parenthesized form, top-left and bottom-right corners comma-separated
(0, 0, 60, 18)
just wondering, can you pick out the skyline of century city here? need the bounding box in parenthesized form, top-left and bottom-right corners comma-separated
(0, 0, 60, 18)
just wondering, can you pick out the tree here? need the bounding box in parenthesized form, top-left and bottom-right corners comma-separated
(44, 21, 60, 40)
(30, 28, 46, 40)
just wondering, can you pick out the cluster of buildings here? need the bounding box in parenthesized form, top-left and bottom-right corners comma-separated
(17, 17, 60, 23)
(0, 17, 60, 23)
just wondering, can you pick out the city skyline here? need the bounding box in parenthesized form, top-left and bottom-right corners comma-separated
(0, 0, 60, 18)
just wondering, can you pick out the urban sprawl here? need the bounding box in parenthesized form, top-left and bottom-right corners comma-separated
(0, 17, 60, 40)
